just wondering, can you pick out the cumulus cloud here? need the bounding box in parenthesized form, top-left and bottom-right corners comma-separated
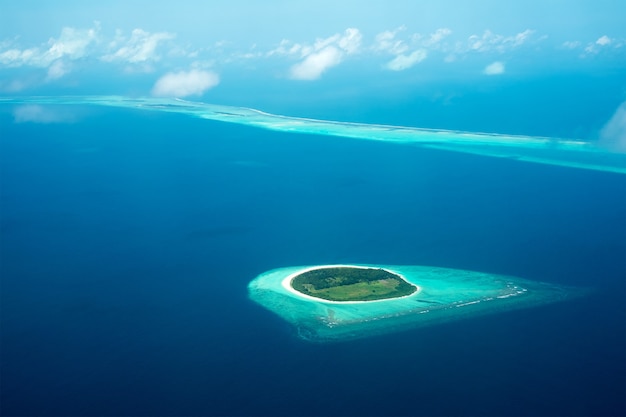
(0, 48, 36, 66)
(102, 29, 174, 64)
(385, 50, 427, 71)
(45, 25, 99, 61)
(0, 24, 99, 79)
(467, 29, 534, 53)
(373, 27, 539, 65)
(290, 46, 343, 80)
(373, 26, 408, 55)
(151, 69, 219, 97)
(374, 27, 451, 60)
(582, 35, 623, 55)
(272, 28, 361, 80)
(266, 39, 296, 57)
(373, 27, 452, 70)
(337, 28, 362, 54)
(423, 28, 452, 48)
(270, 28, 361, 57)
(46, 60, 69, 80)
(599, 101, 626, 152)
(13, 105, 75, 123)
(483, 61, 505, 75)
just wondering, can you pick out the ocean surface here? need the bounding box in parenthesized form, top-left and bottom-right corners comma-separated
(1, 102, 625, 416)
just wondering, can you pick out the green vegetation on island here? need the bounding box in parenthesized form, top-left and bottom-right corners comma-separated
(291, 267, 417, 302)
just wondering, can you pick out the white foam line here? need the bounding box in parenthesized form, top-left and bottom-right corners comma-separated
(456, 300, 482, 307)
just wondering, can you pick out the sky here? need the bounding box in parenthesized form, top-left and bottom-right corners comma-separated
(1, 0, 626, 139)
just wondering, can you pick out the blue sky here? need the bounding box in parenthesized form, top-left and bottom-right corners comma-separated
(1, 1, 626, 142)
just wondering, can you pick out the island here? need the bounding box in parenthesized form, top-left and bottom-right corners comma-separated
(249, 264, 578, 343)
(289, 266, 418, 302)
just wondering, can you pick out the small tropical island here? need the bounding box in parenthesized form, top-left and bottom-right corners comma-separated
(289, 266, 418, 302)
(249, 263, 572, 342)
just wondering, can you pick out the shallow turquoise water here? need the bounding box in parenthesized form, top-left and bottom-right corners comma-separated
(3, 95, 626, 174)
(249, 264, 576, 342)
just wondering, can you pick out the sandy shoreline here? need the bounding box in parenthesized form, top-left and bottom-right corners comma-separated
(280, 264, 421, 304)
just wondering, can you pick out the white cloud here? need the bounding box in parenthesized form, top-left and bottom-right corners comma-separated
(373, 26, 408, 55)
(599, 101, 626, 152)
(511, 29, 534, 46)
(562, 41, 581, 50)
(337, 28, 362, 54)
(13, 105, 75, 123)
(42, 25, 100, 63)
(385, 49, 427, 71)
(467, 29, 534, 53)
(286, 28, 361, 80)
(269, 28, 361, 58)
(151, 69, 219, 97)
(483, 61, 505, 75)
(266, 39, 292, 56)
(290, 46, 343, 80)
(583, 35, 620, 55)
(46, 60, 69, 80)
(423, 28, 452, 48)
(372, 27, 450, 67)
(102, 29, 174, 64)
(0, 48, 38, 66)
(374, 27, 451, 57)
(372, 26, 534, 66)
(0, 24, 99, 76)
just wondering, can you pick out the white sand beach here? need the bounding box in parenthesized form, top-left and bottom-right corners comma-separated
(280, 264, 421, 304)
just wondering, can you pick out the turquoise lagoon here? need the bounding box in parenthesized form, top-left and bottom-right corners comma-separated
(248, 264, 575, 342)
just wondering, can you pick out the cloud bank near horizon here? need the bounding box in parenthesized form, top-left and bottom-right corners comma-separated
(0, 22, 624, 93)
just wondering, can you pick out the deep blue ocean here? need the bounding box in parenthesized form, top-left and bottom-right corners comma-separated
(1, 103, 625, 416)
